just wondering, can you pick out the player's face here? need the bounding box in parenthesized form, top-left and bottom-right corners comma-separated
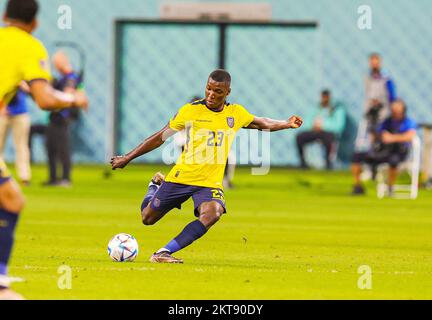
(369, 56, 381, 71)
(321, 94, 330, 106)
(205, 78, 230, 109)
(391, 101, 405, 120)
(52, 51, 72, 74)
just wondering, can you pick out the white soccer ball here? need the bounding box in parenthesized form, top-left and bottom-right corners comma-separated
(107, 233, 139, 262)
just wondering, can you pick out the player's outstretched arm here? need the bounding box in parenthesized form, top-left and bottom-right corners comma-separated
(245, 115, 303, 131)
(29, 80, 88, 111)
(110, 124, 176, 170)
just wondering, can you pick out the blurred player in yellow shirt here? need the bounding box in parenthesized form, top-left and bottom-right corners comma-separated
(0, 0, 88, 299)
(111, 69, 303, 264)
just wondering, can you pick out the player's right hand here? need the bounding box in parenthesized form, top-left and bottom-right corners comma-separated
(110, 155, 130, 170)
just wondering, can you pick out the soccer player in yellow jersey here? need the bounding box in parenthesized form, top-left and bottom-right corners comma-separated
(111, 70, 303, 263)
(0, 0, 88, 299)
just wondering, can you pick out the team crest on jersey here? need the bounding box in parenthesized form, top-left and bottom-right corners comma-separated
(39, 59, 48, 71)
(153, 198, 161, 208)
(227, 117, 235, 128)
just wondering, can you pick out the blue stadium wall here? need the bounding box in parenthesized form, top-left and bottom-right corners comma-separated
(3, 0, 432, 167)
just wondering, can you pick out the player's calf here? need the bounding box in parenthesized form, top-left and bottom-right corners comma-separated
(152, 218, 208, 262)
(151, 201, 224, 261)
(0, 179, 24, 294)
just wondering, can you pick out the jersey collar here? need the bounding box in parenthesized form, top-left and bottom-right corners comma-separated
(191, 99, 230, 112)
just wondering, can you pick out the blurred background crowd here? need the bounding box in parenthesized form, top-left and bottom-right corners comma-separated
(1, 0, 431, 195)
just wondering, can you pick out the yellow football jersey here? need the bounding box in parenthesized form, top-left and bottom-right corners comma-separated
(0, 26, 51, 180)
(0, 26, 51, 108)
(166, 99, 255, 189)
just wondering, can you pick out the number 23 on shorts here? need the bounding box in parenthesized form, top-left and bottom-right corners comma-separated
(211, 189, 225, 203)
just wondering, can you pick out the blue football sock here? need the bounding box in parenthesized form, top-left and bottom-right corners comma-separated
(164, 220, 207, 254)
(0, 209, 19, 276)
(140, 183, 159, 211)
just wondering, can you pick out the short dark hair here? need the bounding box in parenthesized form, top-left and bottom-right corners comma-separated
(5, 0, 38, 24)
(209, 69, 231, 84)
(321, 89, 331, 96)
(369, 52, 381, 59)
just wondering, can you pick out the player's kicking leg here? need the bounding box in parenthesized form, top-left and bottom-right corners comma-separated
(150, 199, 224, 264)
(0, 175, 25, 300)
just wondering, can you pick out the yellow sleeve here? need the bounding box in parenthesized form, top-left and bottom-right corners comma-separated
(237, 105, 255, 128)
(169, 104, 191, 131)
(21, 39, 51, 82)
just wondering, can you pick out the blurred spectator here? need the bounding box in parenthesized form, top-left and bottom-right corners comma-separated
(0, 88, 31, 185)
(29, 100, 49, 163)
(29, 121, 47, 163)
(296, 90, 346, 170)
(44, 51, 81, 187)
(364, 53, 396, 134)
(351, 99, 416, 196)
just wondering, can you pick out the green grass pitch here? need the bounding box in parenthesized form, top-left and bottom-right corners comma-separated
(7, 164, 432, 299)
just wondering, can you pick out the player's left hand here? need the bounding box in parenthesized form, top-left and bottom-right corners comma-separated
(110, 155, 130, 170)
(288, 115, 303, 129)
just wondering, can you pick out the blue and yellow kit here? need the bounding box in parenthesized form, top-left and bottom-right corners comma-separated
(0, 26, 51, 184)
(166, 99, 255, 189)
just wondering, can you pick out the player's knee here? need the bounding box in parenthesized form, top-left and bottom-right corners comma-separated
(0, 181, 25, 213)
(142, 219, 154, 226)
(141, 212, 152, 225)
(204, 211, 222, 227)
(210, 211, 222, 224)
(142, 217, 156, 226)
(10, 193, 25, 213)
(199, 202, 223, 226)
(141, 208, 156, 226)
(16, 195, 25, 212)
